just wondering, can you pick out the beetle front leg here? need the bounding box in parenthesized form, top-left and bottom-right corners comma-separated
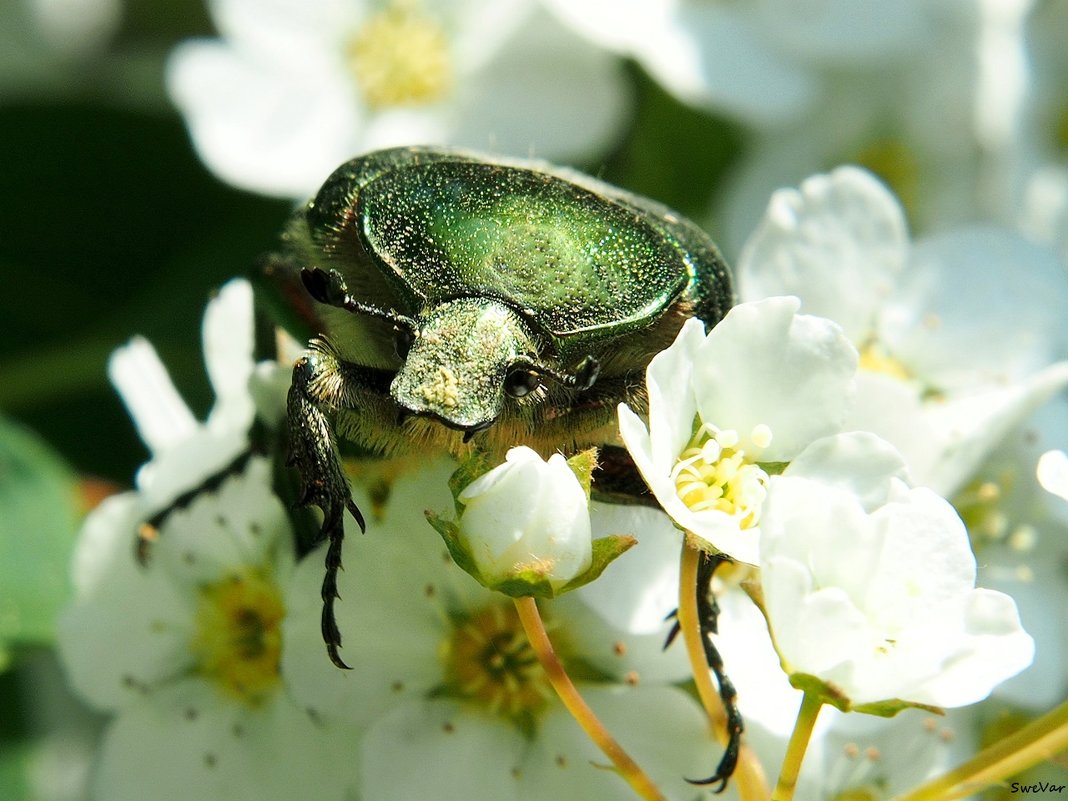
(664, 552, 744, 793)
(287, 339, 372, 670)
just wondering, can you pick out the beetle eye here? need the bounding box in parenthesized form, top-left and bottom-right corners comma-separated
(394, 327, 415, 359)
(504, 367, 540, 398)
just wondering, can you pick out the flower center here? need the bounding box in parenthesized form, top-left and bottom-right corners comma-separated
(346, 1, 453, 109)
(190, 568, 285, 706)
(442, 603, 553, 726)
(955, 473, 1035, 556)
(857, 340, 911, 381)
(670, 423, 771, 529)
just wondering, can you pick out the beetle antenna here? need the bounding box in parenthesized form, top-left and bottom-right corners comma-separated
(512, 354, 600, 391)
(301, 267, 417, 331)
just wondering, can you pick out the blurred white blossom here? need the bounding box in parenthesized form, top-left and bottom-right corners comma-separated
(57, 460, 360, 801)
(617, 297, 857, 564)
(738, 166, 1068, 497)
(166, 0, 629, 197)
(282, 460, 715, 801)
(542, 0, 930, 128)
(107, 279, 269, 516)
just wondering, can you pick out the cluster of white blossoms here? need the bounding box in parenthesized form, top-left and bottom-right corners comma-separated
(165, 0, 628, 198)
(50, 1, 1068, 794)
(57, 154, 1068, 798)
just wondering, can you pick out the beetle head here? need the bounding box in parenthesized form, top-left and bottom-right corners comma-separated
(391, 298, 536, 433)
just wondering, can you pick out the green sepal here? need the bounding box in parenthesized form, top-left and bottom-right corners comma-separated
(566, 448, 598, 499)
(425, 507, 636, 599)
(446, 452, 493, 515)
(788, 672, 945, 717)
(853, 698, 944, 718)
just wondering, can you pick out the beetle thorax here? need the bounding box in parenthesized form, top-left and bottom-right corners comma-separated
(391, 298, 536, 431)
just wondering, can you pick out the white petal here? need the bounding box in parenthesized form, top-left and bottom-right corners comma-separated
(916, 360, 1068, 496)
(737, 167, 909, 343)
(574, 503, 679, 636)
(153, 458, 292, 585)
(166, 41, 361, 198)
(634, 4, 817, 125)
(108, 337, 197, 454)
(57, 498, 195, 711)
(908, 589, 1034, 708)
(882, 228, 1068, 390)
(204, 279, 256, 432)
(716, 588, 803, 738)
(447, 9, 629, 162)
(93, 681, 358, 801)
(756, 0, 926, 63)
(785, 432, 910, 512)
(863, 487, 976, 628)
(360, 698, 524, 801)
(523, 685, 714, 801)
(694, 297, 857, 461)
(645, 317, 704, 471)
(208, 0, 357, 70)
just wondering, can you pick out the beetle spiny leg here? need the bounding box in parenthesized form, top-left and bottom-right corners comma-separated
(320, 504, 352, 670)
(287, 353, 363, 669)
(663, 553, 743, 793)
(687, 553, 743, 793)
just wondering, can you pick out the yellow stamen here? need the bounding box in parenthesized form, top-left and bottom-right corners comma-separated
(190, 568, 285, 706)
(442, 604, 553, 723)
(670, 423, 769, 528)
(347, 1, 453, 109)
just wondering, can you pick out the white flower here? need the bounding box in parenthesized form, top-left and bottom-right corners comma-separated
(57, 459, 359, 801)
(738, 167, 1068, 497)
(165, 0, 629, 198)
(107, 279, 268, 516)
(617, 296, 857, 564)
(543, 0, 931, 128)
(282, 460, 715, 801)
(760, 437, 1035, 708)
(456, 446, 592, 591)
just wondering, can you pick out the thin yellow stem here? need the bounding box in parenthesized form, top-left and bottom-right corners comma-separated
(678, 539, 771, 801)
(772, 691, 822, 801)
(891, 698, 1068, 801)
(513, 596, 668, 801)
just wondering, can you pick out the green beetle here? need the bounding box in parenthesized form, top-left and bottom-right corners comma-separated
(270, 143, 732, 648)
(266, 145, 740, 787)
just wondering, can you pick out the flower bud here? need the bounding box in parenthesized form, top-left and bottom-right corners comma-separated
(456, 447, 593, 590)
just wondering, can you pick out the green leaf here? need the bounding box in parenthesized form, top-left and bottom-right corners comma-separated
(0, 416, 81, 657)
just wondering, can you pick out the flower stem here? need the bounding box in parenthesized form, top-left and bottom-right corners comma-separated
(772, 690, 822, 801)
(677, 540, 770, 801)
(891, 698, 1068, 801)
(513, 596, 668, 801)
